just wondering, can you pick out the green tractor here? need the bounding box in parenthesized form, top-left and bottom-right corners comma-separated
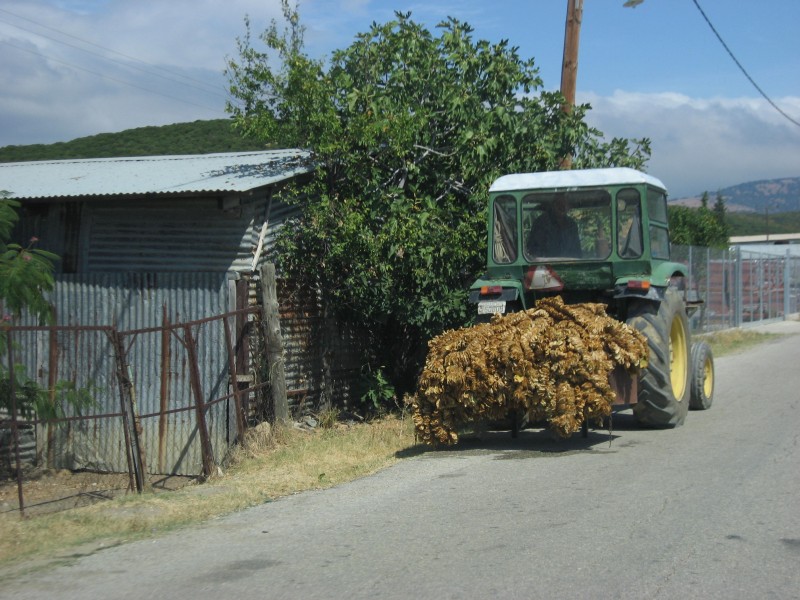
(469, 168, 714, 427)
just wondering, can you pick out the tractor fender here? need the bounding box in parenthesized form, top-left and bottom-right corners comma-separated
(614, 261, 689, 303)
(468, 278, 525, 308)
(652, 261, 689, 287)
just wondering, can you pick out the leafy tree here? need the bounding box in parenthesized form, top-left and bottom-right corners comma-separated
(1, 192, 62, 420)
(1, 193, 57, 323)
(667, 189, 730, 249)
(712, 191, 731, 238)
(226, 3, 652, 395)
(668, 204, 729, 249)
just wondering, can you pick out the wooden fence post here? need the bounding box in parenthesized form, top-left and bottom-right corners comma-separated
(223, 316, 247, 440)
(109, 329, 146, 493)
(6, 330, 26, 516)
(46, 321, 58, 468)
(183, 325, 216, 479)
(158, 305, 171, 474)
(259, 263, 289, 423)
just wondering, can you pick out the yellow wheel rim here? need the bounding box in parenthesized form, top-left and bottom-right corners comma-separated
(703, 355, 714, 398)
(669, 317, 688, 400)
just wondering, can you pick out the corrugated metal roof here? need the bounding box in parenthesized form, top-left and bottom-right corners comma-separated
(0, 149, 314, 200)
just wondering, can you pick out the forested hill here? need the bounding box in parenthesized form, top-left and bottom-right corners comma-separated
(719, 177, 800, 213)
(670, 176, 800, 236)
(672, 176, 800, 214)
(0, 119, 266, 162)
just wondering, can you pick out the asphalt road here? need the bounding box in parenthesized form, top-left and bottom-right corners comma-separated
(2, 321, 799, 600)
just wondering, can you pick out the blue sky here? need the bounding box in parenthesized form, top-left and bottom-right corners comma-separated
(1, 0, 798, 198)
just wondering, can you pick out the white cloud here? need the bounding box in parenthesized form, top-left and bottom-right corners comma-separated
(582, 91, 800, 197)
(0, 0, 267, 144)
(1, 0, 798, 204)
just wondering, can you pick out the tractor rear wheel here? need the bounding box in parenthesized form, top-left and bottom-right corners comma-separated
(627, 289, 691, 427)
(689, 341, 714, 410)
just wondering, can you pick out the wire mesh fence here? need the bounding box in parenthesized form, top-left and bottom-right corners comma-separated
(672, 244, 800, 332)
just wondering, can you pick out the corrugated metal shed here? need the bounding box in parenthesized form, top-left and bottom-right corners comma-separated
(0, 150, 313, 199)
(3, 148, 371, 476)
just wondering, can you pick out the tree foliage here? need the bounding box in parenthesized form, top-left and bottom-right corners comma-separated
(226, 3, 653, 392)
(726, 210, 800, 236)
(712, 191, 728, 230)
(0, 194, 57, 324)
(1, 192, 63, 419)
(667, 202, 729, 249)
(668, 190, 730, 248)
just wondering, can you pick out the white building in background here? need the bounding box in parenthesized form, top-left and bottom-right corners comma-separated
(730, 233, 800, 257)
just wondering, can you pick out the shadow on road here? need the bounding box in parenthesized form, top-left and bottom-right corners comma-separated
(397, 410, 643, 460)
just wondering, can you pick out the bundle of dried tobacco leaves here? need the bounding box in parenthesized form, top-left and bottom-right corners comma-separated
(408, 296, 648, 445)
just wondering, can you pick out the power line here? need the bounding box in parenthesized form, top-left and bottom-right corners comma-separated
(0, 15, 229, 101)
(2, 40, 225, 115)
(0, 7, 229, 100)
(691, 0, 800, 128)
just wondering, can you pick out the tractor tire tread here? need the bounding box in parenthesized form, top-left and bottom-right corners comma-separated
(627, 289, 691, 428)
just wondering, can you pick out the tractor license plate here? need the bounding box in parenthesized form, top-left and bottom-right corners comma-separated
(477, 300, 506, 315)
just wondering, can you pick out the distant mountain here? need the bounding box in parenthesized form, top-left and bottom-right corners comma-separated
(0, 119, 267, 163)
(671, 176, 800, 214)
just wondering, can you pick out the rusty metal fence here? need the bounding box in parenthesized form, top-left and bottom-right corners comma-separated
(1, 306, 266, 515)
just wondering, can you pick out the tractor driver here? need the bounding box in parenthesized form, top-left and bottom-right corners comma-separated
(526, 193, 582, 258)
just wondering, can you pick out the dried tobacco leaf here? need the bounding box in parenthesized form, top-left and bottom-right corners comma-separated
(408, 296, 648, 445)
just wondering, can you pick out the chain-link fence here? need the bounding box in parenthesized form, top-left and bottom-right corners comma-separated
(672, 245, 800, 333)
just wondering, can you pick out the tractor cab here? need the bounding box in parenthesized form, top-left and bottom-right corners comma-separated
(470, 168, 685, 319)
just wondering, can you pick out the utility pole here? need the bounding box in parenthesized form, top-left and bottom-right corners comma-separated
(559, 0, 583, 169)
(561, 0, 583, 110)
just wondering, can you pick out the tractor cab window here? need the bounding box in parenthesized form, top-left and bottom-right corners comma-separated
(647, 188, 670, 259)
(492, 195, 518, 264)
(647, 188, 668, 223)
(522, 190, 611, 261)
(617, 188, 643, 258)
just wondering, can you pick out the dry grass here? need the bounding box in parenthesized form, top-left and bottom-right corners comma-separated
(701, 328, 783, 357)
(0, 414, 419, 569)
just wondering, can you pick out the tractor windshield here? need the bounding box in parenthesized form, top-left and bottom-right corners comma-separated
(522, 190, 612, 262)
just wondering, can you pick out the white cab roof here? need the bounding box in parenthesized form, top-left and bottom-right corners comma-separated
(489, 168, 666, 194)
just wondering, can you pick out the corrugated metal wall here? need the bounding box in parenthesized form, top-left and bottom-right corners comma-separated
(84, 196, 297, 273)
(0, 409, 36, 474)
(17, 194, 300, 275)
(276, 279, 371, 416)
(10, 272, 371, 476)
(14, 272, 231, 475)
